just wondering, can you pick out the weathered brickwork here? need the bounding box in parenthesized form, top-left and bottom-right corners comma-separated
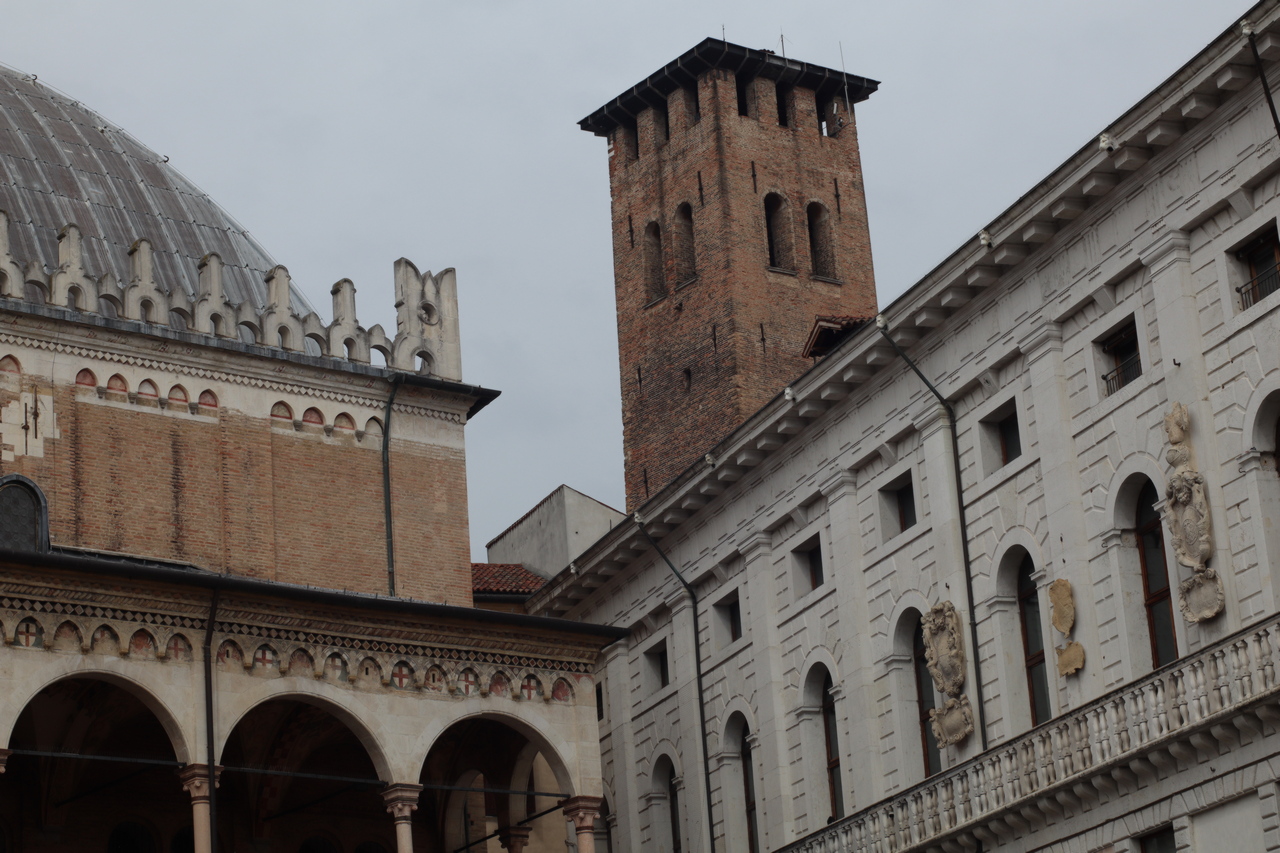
(0, 326, 473, 606)
(591, 56, 879, 508)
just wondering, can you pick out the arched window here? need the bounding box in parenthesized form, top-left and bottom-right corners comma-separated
(674, 203, 696, 284)
(1017, 555, 1051, 725)
(1136, 480, 1178, 667)
(741, 726, 761, 853)
(643, 221, 666, 302)
(807, 202, 836, 279)
(0, 475, 48, 552)
(820, 671, 844, 821)
(764, 194, 794, 270)
(912, 618, 942, 777)
(75, 368, 96, 386)
(652, 756, 683, 853)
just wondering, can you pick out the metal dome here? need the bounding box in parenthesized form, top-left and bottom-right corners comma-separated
(0, 63, 313, 316)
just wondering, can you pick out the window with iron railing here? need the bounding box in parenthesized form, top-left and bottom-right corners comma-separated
(1237, 227, 1280, 309)
(1099, 319, 1142, 396)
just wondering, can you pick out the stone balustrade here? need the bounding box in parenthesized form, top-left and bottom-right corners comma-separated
(777, 616, 1280, 853)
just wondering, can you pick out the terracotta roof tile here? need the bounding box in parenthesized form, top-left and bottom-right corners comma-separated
(471, 563, 546, 595)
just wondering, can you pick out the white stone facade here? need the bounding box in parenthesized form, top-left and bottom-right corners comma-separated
(530, 5, 1280, 851)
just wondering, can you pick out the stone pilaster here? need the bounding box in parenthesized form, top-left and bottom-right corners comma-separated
(497, 825, 533, 853)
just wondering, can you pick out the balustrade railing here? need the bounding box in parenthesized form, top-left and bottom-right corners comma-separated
(777, 616, 1280, 853)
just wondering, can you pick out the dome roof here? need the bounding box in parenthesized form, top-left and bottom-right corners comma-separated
(0, 64, 313, 315)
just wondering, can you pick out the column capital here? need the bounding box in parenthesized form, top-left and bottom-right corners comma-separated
(1139, 228, 1191, 274)
(1238, 447, 1268, 475)
(561, 794, 604, 830)
(178, 764, 222, 802)
(738, 529, 772, 560)
(913, 402, 951, 440)
(498, 825, 533, 853)
(819, 468, 858, 502)
(1101, 528, 1126, 552)
(0, 748, 10, 773)
(383, 783, 423, 822)
(1018, 319, 1063, 360)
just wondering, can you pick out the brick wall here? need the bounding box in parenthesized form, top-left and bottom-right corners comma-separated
(604, 67, 878, 509)
(0, 364, 473, 606)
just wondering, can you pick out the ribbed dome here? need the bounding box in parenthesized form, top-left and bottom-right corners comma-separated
(0, 63, 313, 315)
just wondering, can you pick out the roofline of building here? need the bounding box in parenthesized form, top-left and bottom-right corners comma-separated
(530, 0, 1280, 618)
(0, 299, 501, 419)
(579, 37, 880, 137)
(2, 547, 627, 641)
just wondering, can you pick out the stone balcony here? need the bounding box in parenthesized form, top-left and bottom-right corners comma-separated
(777, 616, 1280, 853)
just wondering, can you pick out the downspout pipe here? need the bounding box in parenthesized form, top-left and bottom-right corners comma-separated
(875, 316, 989, 751)
(382, 374, 403, 597)
(1244, 20, 1280, 146)
(202, 589, 221, 853)
(635, 518, 719, 853)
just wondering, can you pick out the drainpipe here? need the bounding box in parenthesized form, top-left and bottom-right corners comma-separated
(382, 375, 403, 597)
(634, 518, 719, 853)
(1244, 20, 1280, 146)
(202, 589, 221, 853)
(875, 316, 989, 751)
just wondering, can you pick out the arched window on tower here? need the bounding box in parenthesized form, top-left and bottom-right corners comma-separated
(1135, 479, 1179, 667)
(764, 193, 794, 271)
(724, 713, 762, 853)
(912, 618, 943, 777)
(0, 475, 48, 552)
(643, 222, 666, 303)
(651, 756, 683, 853)
(1016, 554, 1051, 725)
(807, 202, 836, 279)
(674, 203, 696, 285)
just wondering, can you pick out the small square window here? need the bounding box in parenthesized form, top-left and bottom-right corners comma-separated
(980, 401, 1022, 474)
(645, 642, 671, 691)
(1237, 226, 1280, 309)
(714, 592, 743, 647)
(793, 537, 825, 598)
(880, 475, 917, 540)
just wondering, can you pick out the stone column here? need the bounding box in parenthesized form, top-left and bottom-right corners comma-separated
(498, 825, 533, 853)
(179, 765, 220, 853)
(561, 795, 603, 853)
(382, 783, 423, 853)
(0, 748, 10, 772)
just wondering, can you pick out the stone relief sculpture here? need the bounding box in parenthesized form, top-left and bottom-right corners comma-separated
(922, 601, 974, 746)
(1049, 578, 1085, 676)
(1162, 402, 1224, 623)
(922, 601, 966, 696)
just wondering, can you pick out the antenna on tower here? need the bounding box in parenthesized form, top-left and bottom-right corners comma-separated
(780, 29, 786, 58)
(722, 24, 726, 41)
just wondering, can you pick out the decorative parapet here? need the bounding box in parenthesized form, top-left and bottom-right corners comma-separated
(0, 211, 462, 381)
(777, 614, 1280, 853)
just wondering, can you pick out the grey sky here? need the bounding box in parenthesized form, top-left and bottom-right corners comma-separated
(4, 1, 1248, 560)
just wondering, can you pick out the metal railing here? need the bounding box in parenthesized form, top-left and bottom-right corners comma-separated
(1239, 267, 1280, 309)
(1102, 354, 1142, 396)
(776, 615, 1280, 853)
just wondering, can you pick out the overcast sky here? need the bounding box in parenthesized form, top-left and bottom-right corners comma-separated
(4, 1, 1248, 560)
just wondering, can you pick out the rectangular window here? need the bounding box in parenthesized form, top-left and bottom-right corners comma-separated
(596, 682, 605, 721)
(880, 474, 917, 540)
(980, 399, 1022, 474)
(1237, 226, 1280, 309)
(1139, 826, 1177, 853)
(715, 592, 743, 647)
(645, 642, 671, 690)
(1099, 319, 1142, 395)
(793, 537, 825, 598)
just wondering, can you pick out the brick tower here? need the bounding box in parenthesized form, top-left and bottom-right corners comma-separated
(581, 39, 880, 510)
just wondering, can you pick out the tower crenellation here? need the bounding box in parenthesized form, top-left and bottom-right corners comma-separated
(582, 39, 881, 509)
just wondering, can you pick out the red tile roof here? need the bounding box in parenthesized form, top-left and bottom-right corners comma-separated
(802, 315, 875, 359)
(471, 563, 547, 595)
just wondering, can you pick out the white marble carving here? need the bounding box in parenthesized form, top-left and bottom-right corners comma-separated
(1162, 403, 1223, 623)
